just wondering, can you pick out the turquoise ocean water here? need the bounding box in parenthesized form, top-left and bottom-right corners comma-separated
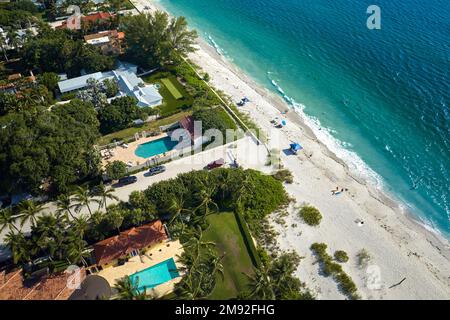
(158, 0, 450, 238)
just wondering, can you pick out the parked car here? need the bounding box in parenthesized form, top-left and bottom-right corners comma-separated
(118, 176, 138, 185)
(148, 165, 166, 176)
(207, 158, 225, 170)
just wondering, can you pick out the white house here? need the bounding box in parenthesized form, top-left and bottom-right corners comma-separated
(57, 63, 163, 108)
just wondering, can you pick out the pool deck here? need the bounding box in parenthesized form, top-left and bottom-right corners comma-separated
(97, 240, 184, 298)
(101, 133, 176, 168)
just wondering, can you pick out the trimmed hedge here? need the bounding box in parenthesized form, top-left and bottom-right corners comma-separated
(234, 210, 262, 269)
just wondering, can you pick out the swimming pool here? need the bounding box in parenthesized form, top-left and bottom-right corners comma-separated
(135, 136, 179, 159)
(129, 258, 180, 292)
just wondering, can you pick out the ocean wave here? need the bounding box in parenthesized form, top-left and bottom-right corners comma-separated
(206, 34, 224, 56)
(267, 73, 384, 188)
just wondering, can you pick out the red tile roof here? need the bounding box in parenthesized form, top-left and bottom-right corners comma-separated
(82, 12, 113, 23)
(93, 220, 167, 266)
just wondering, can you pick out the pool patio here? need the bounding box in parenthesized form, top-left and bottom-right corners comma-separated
(101, 133, 178, 168)
(97, 240, 184, 298)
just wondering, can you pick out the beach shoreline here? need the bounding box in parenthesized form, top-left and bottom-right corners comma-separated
(136, 0, 450, 299)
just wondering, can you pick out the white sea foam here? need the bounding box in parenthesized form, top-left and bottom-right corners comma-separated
(267, 74, 384, 188)
(207, 34, 224, 56)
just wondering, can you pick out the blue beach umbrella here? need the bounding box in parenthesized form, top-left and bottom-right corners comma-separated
(290, 143, 303, 153)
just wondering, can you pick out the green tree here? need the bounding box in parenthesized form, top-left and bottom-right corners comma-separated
(38, 72, 60, 92)
(55, 194, 76, 220)
(122, 11, 197, 68)
(246, 267, 275, 300)
(0, 208, 20, 233)
(73, 186, 94, 217)
(105, 161, 127, 180)
(93, 182, 119, 211)
(4, 231, 30, 264)
(102, 78, 119, 98)
(97, 96, 143, 134)
(113, 277, 146, 300)
(168, 195, 192, 224)
(0, 101, 100, 195)
(18, 200, 44, 228)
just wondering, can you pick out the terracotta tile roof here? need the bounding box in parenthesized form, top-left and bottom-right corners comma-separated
(0, 268, 86, 300)
(7, 73, 21, 81)
(84, 29, 118, 41)
(82, 12, 113, 23)
(93, 220, 167, 266)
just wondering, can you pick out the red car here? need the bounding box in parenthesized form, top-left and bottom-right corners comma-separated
(207, 158, 225, 170)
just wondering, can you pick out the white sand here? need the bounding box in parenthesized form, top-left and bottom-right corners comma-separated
(122, 0, 450, 299)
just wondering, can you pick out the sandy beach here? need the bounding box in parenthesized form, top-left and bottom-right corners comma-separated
(74, 0, 448, 300)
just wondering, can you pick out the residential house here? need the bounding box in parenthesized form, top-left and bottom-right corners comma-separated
(84, 30, 125, 55)
(91, 220, 168, 269)
(57, 63, 163, 107)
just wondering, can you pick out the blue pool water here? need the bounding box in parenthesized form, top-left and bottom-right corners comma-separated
(135, 136, 179, 159)
(160, 0, 450, 238)
(129, 258, 180, 292)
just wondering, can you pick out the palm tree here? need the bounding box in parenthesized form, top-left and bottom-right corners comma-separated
(72, 214, 89, 240)
(194, 184, 219, 219)
(184, 227, 216, 263)
(55, 193, 76, 220)
(65, 230, 89, 265)
(245, 267, 275, 300)
(4, 231, 30, 264)
(235, 172, 254, 205)
(168, 195, 192, 224)
(18, 200, 44, 228)
(93, 183, 118, 211)
(32, 213, 65, 260)
(0, 208, 20, 233)
(113, 277, 146, 300)
(73, 186, 94, 217)
(210, 254, 225, 283)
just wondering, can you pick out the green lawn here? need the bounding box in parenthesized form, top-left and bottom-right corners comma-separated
(97, 111, 192, 146)
(161, 78, 183, 100)
(204, 212, 255, 299)
(143, 72, 193, 117)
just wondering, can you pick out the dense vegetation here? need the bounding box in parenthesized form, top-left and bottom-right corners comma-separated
(0, 0, 39, 29)
(0, 100, 100, 194)
(122, 11, 197, 68)
(22, 25, 115, 77)
(193, 107, 237, 136)
(97, 96, 147, 134)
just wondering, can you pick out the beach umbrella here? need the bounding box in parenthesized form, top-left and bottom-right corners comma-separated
(281, 120, 287, 126)
(290, 143, 303, 153)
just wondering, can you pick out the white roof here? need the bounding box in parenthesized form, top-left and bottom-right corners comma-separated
(86, 36, 110, 45)
(57, 62, 163, 107)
